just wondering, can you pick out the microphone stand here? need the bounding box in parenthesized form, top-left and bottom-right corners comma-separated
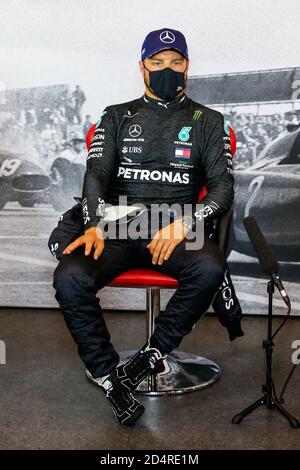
(232, 278, 300, 428)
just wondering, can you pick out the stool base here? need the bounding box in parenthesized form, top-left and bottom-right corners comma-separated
(119, 350, 221, 396)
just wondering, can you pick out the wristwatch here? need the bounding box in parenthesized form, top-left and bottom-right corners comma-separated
(181, 215, 195, 231)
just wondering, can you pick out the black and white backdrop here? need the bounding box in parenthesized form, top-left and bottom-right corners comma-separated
(0, 0, 299, 315)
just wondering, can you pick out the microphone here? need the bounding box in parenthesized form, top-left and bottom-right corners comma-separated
(243, 217, 291, 308)
(271, 273, 291, 308)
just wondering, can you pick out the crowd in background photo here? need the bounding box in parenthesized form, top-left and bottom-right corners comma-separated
(225, 109, 300, 170)
(1, 83, 300, 174)
(0, 85, 89, 171)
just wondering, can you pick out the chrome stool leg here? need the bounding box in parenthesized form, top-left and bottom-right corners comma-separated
(145, 287, 159, 392)
(120, 287, 221, 396)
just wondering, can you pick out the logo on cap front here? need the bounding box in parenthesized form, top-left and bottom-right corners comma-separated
(159, 30, 175, 44)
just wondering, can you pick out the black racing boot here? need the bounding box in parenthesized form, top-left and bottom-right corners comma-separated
(108, 339, 167, 392)
(86, 369, 145, 426)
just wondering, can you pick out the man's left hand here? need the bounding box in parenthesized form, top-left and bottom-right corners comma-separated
(146, 219, 188, 265)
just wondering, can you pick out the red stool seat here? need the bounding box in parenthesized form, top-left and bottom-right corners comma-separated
(108, 269, 179, 289)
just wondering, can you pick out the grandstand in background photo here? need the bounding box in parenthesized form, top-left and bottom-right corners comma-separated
(187, 66, 300, 168)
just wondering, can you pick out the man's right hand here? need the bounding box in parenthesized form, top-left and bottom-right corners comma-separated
(62, 226, 105, 260)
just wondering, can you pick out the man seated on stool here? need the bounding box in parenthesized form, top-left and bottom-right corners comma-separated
(53, 28, 243, 427)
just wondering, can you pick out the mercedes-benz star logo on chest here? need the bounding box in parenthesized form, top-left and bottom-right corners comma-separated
(129, 124, 142, 138)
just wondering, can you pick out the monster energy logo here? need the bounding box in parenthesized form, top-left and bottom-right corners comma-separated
(193, 110, 202, 120)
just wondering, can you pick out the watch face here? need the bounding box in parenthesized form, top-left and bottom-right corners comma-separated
(182, 216, 194, 228)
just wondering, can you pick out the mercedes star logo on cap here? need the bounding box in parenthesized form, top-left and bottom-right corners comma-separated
(159, 30, 175, 44)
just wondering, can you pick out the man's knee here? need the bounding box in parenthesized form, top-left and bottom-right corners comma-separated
(53, 254, 96, 306)
(54, 247, 93, 276)
(54, 272, 89, 305)
(183, 255, 225, 291)
(203, 261, 225, 290)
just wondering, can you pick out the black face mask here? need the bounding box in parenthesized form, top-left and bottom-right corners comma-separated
(144, 65, 187, 101)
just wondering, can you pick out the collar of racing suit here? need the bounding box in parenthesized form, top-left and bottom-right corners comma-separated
(141, 92, 187, 111)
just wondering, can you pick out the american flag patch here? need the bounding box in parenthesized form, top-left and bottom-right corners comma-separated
(175, 148, 191, 159)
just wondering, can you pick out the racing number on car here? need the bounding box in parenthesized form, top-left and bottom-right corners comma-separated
(245, 175, 265, 217)
(0, 159, 21, 177)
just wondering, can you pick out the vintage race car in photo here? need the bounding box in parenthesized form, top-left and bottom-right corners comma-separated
(0, 149, 51, 209)
(0, 148, 85, 212)
(231, 128, 300, 262)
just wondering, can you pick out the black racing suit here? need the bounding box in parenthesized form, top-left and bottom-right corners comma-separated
(81, 93, 234, 230)
(52, 93, 243, 379)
